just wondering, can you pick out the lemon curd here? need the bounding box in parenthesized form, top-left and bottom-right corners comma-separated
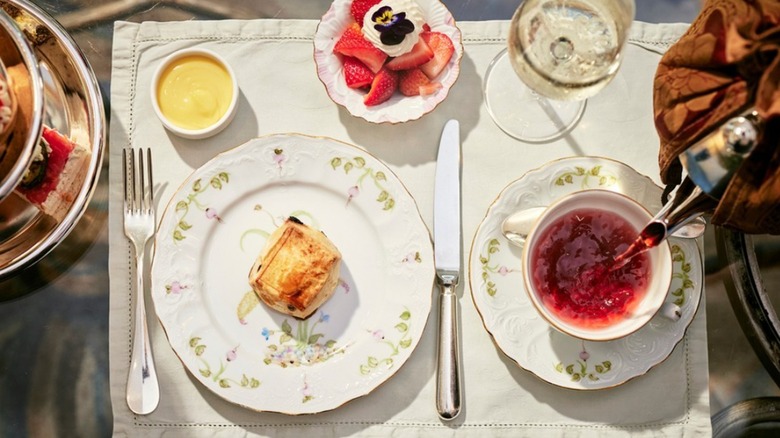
(156, 54, 233, 130)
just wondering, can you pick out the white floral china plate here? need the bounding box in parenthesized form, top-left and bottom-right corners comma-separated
(151, 134, 434, 413)
(468, 157, 703, 390)
(313, 0, 463, 124)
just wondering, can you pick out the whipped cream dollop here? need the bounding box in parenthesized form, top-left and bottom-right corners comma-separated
(362, 0, 425, 58)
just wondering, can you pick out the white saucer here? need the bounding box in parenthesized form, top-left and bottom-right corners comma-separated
(468, 156, 703, 390)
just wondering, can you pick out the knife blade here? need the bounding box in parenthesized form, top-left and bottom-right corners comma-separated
(434, 119, 462, 420)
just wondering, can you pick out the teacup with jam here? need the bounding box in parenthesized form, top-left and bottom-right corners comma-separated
(521, 190, 673, 341)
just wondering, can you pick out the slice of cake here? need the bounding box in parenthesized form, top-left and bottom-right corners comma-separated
(248, 217, 342, 319)
(15, 126, 90, 222)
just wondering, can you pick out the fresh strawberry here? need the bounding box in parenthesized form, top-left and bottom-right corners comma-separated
(342, 56, 375, 89)
(399, 68, 441, 96)
(419, 31, 455, 79)
(385, 38, 434, 71)
(419, 82, 442, 96)
(364, 68, 398, 106)
(351, 0, 381, 23)
(334, 23, 387, 73)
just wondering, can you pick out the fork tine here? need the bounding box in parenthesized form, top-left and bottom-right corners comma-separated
(138, 148, 146, 212)
(146, 148, 154, 209)
(123, 148, 129, 206)
(130, 148, 137, 212)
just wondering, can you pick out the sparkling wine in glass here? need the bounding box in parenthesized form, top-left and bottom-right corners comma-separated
(484, 0, 635, 142)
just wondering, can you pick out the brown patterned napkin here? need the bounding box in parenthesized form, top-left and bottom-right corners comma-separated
(654, 0, 780, 234)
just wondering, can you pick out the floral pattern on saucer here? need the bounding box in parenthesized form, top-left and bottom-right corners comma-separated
(152, 134, 434, 413)
(313, 0, 463, 124)
(468, 157, 704, 390)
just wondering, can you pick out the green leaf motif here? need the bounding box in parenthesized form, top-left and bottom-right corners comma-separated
(282, 320, 293, 335)
(556, 357, 612, 382)
(361, 308, 412, 376)
(330, 157, 395, 211)
(172, 172, 231, 242)
(190, 336, 260, 390)
(236, 291, 259, 322)
(670, 245, 694, 306)
(480, 238, 509, 297)
(554, 165, 617, 189)
(308, 334, 324, 344)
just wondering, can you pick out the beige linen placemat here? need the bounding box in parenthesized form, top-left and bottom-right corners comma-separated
(108, 19, 710, 436)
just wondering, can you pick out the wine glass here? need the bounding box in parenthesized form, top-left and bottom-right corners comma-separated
(484, 0, 635, 142)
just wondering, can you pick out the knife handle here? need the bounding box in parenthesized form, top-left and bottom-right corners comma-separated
(436, 279, 461, 420)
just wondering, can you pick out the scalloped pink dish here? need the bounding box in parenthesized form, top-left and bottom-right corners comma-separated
(314, 0, 463, 124)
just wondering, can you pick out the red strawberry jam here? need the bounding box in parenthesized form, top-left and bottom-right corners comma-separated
(530, 208, 651, 329)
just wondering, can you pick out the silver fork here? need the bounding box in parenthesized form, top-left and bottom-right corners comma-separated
(123, 147, 160, 415)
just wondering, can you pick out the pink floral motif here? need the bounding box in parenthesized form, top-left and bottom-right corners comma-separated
(165, 281, 188, 295)
(226, 346, 239, 362)
(302, 375, 314, 403)
(401, 251, 422, 263)
(371, 329, 385, 341)
(346, 185, 360, 207)
(205, 207, 224, 223)
(338, 279, 351, 294)
(273, 148, 287, 170)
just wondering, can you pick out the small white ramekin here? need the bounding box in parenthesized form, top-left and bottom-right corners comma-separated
(150, 48, 238, 139)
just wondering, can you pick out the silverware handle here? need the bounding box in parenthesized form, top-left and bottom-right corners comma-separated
(126, 249, 160, 415)
(436, 281, 461, 420)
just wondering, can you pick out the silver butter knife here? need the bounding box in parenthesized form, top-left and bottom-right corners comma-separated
(434, 119, 462, 420)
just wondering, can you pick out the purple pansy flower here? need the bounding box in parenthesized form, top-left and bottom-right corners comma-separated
(371, 6, 415, 46)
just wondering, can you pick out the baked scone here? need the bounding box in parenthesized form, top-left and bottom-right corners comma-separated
(248, 217, 342, 319)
